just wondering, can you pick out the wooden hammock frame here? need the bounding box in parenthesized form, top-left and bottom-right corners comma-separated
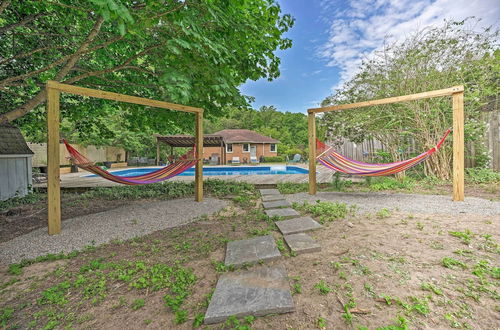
(307, 86, 465, 201)
(46, 81, 204, 235)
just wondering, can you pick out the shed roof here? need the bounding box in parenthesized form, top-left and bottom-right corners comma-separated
(0, 124, 34, 155)
(213, 129, 279, 143)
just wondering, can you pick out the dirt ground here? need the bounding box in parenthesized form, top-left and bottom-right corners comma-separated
(0, 193, 498, 329)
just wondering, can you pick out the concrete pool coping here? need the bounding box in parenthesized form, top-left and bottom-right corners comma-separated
(34, 164, 346, 188)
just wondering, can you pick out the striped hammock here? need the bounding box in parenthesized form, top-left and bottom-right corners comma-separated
(63, 140, 196, 185)
(316, 130, 451, 176)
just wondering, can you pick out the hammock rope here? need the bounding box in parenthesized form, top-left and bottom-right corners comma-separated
(63, 140, 196, 185)
(316, 129, 451, 176)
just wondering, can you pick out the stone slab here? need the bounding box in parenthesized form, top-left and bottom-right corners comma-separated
(284, 233, 321, 254)
(262, 194, 285, 202)
(259, 188, 281, 196)
(204, 265, 295, 324)
(265, 208, 300, 219)
(225, 235, 281, 267)
(275, 216, 323, 235)
(262, 200, 291, 210)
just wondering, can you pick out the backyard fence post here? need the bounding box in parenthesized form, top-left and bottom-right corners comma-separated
(452, 91, 465, 201)
(308, 111, 317, 195)
(195, 111, 204, 201)
(47, 86, 61, 235)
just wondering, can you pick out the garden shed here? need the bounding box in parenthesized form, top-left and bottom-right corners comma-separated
(0, 124, 34, 201)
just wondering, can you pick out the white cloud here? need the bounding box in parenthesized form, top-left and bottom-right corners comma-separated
(318, 0, 499, 92)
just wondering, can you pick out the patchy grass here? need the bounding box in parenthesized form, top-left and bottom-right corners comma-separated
(293, 200, 355, 223)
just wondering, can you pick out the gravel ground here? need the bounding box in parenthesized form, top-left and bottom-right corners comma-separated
(285, 192, 500, 216)
(0, 198, 228, 264)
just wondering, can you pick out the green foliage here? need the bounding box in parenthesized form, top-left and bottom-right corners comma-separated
(2, 1, 293, 153)
(294, 200, 353, 223)
(8, 251, 80, 275)
(465, 168, 500, 184)
(0, 307, 14, 328)
(317, 317, 327, 328)
(449, 230, 475, 245)
(442, 257, 468, 269)
(262, 156, 285, 163)
(0, 192, 44, 211)
(321, 19, 498, 179)
(376, 208, 391, 219)
(130, 298, 145, 310)
(366, 177, 415, 192)
(224, 315, 255, 330)
(278, 182, 309, 194)
(314, 280, 332, 295)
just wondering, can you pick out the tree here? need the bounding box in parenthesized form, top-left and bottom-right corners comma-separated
(0, 0, 293, 151)
(321, 19, 498, 179)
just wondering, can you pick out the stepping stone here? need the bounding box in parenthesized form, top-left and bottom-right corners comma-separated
(204, 265, 295, 324)
(284, 233, 321, 254)
(262, 200, 291, 210)
(262, 194, 285, 202)
(225, 235, 281, 267)
(275, 216, 323, 235)
(265, 208, 299, 219)
(259, 188, 280, 196)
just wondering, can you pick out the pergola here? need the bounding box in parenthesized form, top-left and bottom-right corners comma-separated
(155, 134, 225, 165)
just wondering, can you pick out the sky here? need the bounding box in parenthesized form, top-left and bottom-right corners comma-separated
(239, 0, 499, 113)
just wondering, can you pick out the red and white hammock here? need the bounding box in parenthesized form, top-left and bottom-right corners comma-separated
(316, 130, 451, 176)
(64, 140, 196, 185)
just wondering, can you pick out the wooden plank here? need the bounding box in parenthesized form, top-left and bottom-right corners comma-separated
(452, 92, 465, 201)
(308, 112, 317, 194)
(308, 86, 464, 114)
(47, 87, 61, 235)
(46, 81, 202, 113)
(195, 111, 204, 202)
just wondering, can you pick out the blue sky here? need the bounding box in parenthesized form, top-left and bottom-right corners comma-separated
(239, 0, 499, 113)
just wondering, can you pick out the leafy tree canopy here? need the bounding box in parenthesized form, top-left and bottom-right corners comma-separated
(320, 19, 498, 178)
(0, 0, 293, 154)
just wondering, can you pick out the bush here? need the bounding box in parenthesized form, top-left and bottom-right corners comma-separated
(262, 156, 285, 163)
(465, 168, 500, 184)
(366, 177, 416, 191)
(277, 182, 309, 194)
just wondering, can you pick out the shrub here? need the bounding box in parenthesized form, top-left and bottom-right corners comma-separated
(465, 168, 500, 184)
(262, 156, 285, 163)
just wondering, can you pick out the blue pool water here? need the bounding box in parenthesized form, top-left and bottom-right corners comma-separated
(85, 166, 308, 177)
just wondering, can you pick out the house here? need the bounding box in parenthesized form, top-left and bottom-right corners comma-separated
(203, 129, 279, 164)
(0, 124, 34, 200)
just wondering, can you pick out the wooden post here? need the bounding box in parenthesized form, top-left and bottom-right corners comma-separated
(47, 87, 61, 235)
(195, 111, 203, 201)
(308, 111, 317, 195)
(452, 91, 465, 201)
(156, 138, 160, 166)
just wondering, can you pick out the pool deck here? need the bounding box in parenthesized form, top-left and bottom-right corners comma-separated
(34, 164, 342, 189)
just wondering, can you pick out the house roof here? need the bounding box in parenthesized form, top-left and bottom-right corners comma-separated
(213, 129, 279, 144)
(0, 124, 34, 155)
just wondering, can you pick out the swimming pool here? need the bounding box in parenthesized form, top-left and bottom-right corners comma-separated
(85, 165, 308, 177)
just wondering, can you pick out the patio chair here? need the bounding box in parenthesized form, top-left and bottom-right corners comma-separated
(290, 153, 301, 163)
(231, 156, 240, 164)
(250, 156, 259, 164)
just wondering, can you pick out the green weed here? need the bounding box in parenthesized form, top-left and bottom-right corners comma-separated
(131, 298, 145, 310)
(442, 257, 468, 269)
(314, 280, 332, 295)
(376, 208, 391, 219)
(449, 230, 474, 245)
(295, 200, 353, 223)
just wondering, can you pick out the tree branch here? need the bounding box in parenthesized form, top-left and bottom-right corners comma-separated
(0, 45, 66, 65)
(0, 0, 11, 16)
(0, 13, 46, 34)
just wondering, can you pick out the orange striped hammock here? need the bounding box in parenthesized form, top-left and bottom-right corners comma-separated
(63, 140, 196, 185)
(316, 130, 451, 177)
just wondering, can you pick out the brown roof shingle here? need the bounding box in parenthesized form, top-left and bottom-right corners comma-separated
(0, 124, 34, 155)
(213, 129, 279, 144)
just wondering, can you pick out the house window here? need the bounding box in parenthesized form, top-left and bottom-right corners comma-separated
(270, 144, 277, 152)
(243, 143, 250, 152)
(226, 143, 233, 153)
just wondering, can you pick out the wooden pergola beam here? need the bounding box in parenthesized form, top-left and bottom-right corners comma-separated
(307, 86, 465, 202)
(46, 81, 204, 235)
(308, 86, 464, 114)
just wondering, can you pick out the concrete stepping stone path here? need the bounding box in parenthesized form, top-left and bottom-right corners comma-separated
(262, 200, 291, 210)
(204, 265, 295, 324)
(265, 208, 299, 219)
(284, 233, 321, 254)
(259, 188, 281, 196)
(225, 235, 281, 267)
(275, 216, 323, 235)
(262, 194, 285, 202)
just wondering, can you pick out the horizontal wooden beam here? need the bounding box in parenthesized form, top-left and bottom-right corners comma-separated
(46, 81, 203, 114)
(308, 86, 464, 114)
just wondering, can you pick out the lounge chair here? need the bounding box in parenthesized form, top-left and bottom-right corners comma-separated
(250, 156, 259, 164)
(290, 154, 301, 163)
(231, 157, 240, 164)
